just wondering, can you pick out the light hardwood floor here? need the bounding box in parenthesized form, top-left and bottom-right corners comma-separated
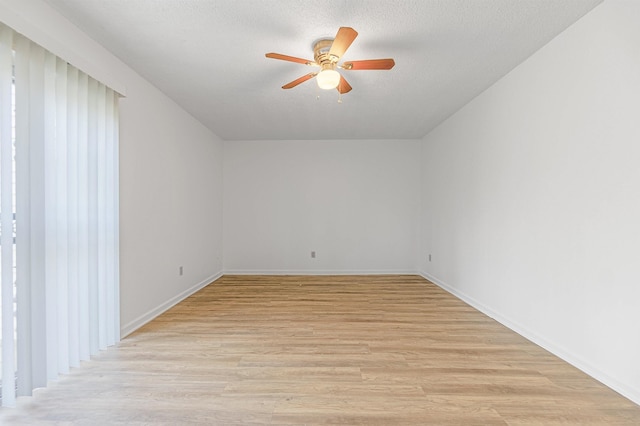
(1, 275, 638, 425)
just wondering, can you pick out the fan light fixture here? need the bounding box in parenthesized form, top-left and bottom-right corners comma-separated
(316, 69, 340, 90)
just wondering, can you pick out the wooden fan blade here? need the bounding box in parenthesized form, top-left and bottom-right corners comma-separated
(342, 59, 395, 70)
(282, 72, 318, 89)
(329, 27, 358, 59)
(337, 75, 352, 94)
(266, 53, 315, 66)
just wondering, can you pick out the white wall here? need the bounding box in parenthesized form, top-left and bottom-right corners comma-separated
(118, 92, 223, 336)
(0, 0, 225, 336)
(420, 0, 640, 404)
(224, 139, 420, 274)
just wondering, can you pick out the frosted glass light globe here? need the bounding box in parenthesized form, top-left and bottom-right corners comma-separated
(316, 69, 340, 90)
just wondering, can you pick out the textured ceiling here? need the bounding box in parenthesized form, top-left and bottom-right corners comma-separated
(44, 0, 602, 141)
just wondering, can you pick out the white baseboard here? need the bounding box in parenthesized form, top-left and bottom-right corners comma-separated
(222, 269, 418, 276)
(120, 271, 223, 338)
(419, 270, 640, 406)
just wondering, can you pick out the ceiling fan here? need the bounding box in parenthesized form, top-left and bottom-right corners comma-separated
(265, 27, 395, 94)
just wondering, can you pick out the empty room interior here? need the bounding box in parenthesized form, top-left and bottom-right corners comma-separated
(0, 0, 639, 424)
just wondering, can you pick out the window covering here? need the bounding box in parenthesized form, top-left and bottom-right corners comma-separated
(0, 21, 119, 407)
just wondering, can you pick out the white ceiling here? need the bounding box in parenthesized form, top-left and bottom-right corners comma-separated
(44, 0, 602, 141)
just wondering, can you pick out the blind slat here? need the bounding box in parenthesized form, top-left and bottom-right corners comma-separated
(67, 66, 80, 368)
(15, 33, 34, 397)
(44, 49, 58, 382)
(0, 23, 16, 408)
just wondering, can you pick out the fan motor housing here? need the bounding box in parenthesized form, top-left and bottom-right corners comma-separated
(312, 38, 338, 67)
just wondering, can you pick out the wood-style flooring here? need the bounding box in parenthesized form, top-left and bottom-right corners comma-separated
(1, 275, 638, 425)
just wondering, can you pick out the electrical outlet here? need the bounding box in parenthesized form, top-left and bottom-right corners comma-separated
(179, 266, 183, 276)
(428, 254, 432, 262)
(311, 251, 316, 259)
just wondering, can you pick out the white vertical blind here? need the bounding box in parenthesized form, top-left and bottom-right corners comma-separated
(0, 22, 120, 407)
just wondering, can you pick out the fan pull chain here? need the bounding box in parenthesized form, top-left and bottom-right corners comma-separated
(338, 92, 343, 104)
